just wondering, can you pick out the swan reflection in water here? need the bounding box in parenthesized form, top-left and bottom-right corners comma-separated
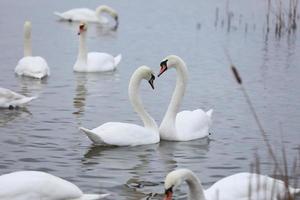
(0, 108, 32, 127)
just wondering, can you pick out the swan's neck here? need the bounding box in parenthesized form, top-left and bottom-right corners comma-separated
(23, 29, 32, 57)
(184, 172, 206, 200)
(128, 74, 158, 131)
(162, 59, 188, 125)
(76, 32, 87, 65)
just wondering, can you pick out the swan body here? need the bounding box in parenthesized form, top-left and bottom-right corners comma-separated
(80, 66, 159, 146)
(54, 5, 118, 26)
(158, 55, 213, 141)
(15, 21, 50, 79)
(0, 87, 36, 108)
(74, 23, 121, 72)
(164, 169, 300, 200)
(0, 171, 109, 200)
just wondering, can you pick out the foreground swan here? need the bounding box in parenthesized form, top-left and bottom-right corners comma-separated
(157, 55, 213, 141)
(164, 169, 300, 200)
(80, 66, 159, 146)
(0, 171, 109, 200)
(54, 5, 118, 27)
(74, 23, 121, 72)
(0, 87, 36, 108)
(15, 21, 50, 79)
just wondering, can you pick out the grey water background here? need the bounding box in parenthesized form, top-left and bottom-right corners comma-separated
(0, 0, 299, 199)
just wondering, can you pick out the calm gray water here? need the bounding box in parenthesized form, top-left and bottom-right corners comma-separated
(0, 0, 299, 199)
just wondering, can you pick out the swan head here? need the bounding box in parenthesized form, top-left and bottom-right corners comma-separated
(78, 22, 88, 35)
(133, 66, 156, 89)
(163, 169, 193, 200)
(24, 21, 32, 38)
(158, 55, 181, 77)
(96, 5, 119, 29)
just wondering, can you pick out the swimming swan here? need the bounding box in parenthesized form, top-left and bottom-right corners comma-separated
(80, 66, 159, 146)
(73, 22, 121, 72)
(0, 87, 36, 108)
(54, 5, 118, 28)
(0, 171, 109, 200)
(163, 169, 300, 200)
(158, 55, 213, 141)
(15, 21, 50, 79)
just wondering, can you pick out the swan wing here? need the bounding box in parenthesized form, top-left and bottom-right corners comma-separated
(86, 52, 117, 72)
(0, 88, 37, 108)
(175, 109, 212, 141)
(0, 171, 84, 200)
(15, 56, 50, 79)
(205, 172, 300, 200)
(54, 8, 98, 22)
(80, 122, 159, 146)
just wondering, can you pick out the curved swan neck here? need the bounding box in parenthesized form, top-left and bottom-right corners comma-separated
(164, 57, 188, 122)
(77, 31, 87, 64)
(128, 70, 158, 131)
(96, 5, 114, 16)
(23, 22, 32, 57)
(178, 170, 206, 200)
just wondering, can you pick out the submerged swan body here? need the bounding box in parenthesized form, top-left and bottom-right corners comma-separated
(0, 171, 109, 200)
(15, 21, 50, 79)
(158, 55, 213, 141)
(80, 66, 159, 146)
(0, 87, 36, 108)
(73, 23, 121, 72)
(54, 5, 118, 27)
(164, 169, 300, 200)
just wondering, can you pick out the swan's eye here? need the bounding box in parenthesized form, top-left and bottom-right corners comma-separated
(79, 24, 85, 30)
(160, 59, 168, 68)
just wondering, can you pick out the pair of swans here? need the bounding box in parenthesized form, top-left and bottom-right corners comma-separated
(54, 5, 118, 29)
(80, 55, 213, 146)
(15, 21, 50, 79)
(164, 168, 300, 200)
(0, 87, 36, 109)
(0, 171, 109, 200)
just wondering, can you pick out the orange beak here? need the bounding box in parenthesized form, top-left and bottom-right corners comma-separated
(163, 190, 173, 200)
(158, 64, 167, 77)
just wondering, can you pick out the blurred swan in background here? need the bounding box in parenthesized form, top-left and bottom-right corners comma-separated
(54, 5, 119, 29)
(0, 171, 109, 200)
(0, 87, 36, 109)
(73, 22, 121, 72)
(158, 55, 213, 141)
(80, 66, 159, 146)
(15, 21, 50, 79)
(163, 168, 300, 200)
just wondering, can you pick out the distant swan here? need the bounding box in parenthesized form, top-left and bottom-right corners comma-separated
(73, 22, 121, 72)
(80, 66, 159, 146)
(0, 87, 36, 108)
(15, 21, 50, 79)
(0, 171, 109, 200)
(163, 169, 300, 200)
(54, 5, 119, 28)
(158, 55, 213, 141)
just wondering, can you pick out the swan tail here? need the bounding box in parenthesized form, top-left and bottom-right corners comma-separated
(206, 109, 213, 118)
(79, 127, 105, 144)
(79, 193, 110, 200)
(114, 54, 122, 66)
(12, 96, 37, 107)
(54, 12, 64, 19)
(290, 187, 300, 195)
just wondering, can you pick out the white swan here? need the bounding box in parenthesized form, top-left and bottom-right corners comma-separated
(15, 21, 50, 79)
(163, 169, 300, 200)
(54, 5, 118, 27)
(80, 66, 159, 146)
(157, 55, 213, 141)
(73, 22, 122, 72)
(0, 87, 36, 108)
(0, 171, 109, 200)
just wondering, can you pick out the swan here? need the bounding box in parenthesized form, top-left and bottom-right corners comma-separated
(73, 22, 122, 72)
(163, 168, 300, 200)
(0, 87, 36, 109)
(54, 5, 118, 28)
(79, 66, 159, 146)
(15, 21, 50, 79)
(0, 171, 109, 200)
(157, 55, 213, 141)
